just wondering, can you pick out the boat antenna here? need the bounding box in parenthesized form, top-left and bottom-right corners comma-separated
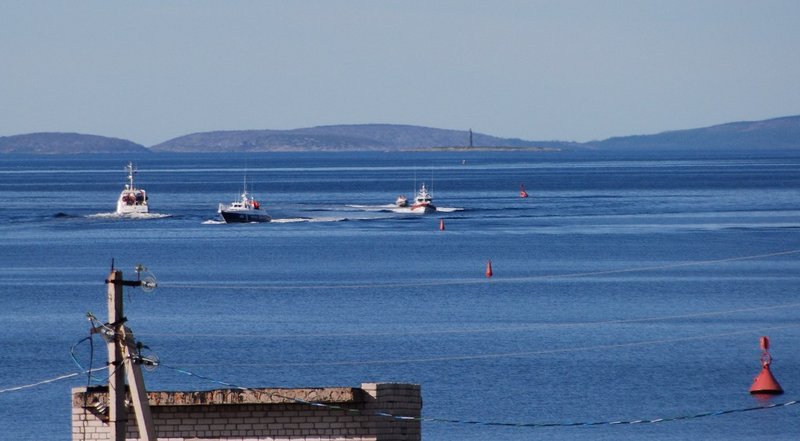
(125, 161, 136, 190)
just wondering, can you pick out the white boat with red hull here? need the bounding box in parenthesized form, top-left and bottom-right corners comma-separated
(409, 183, 436, 214)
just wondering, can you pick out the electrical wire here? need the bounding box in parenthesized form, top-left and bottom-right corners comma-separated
(139, 300, 800, 340)
(6, 246, 798, 435)
(169, 323, 800, 368)
(156, 362, 799, 429)
(8, 317, 797, 392)
(157, 248, 800, 291)
(9, 302, 797, 393)
(0, 367, 107, 394)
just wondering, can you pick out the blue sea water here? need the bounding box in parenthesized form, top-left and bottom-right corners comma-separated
(1, 150, 799, 440)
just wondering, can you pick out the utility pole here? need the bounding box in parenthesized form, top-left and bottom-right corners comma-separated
(104, 269, 158, 441)
(106, 270, 126, 441)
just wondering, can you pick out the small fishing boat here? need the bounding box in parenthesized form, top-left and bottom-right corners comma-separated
(520, 183, 529, 198)
(409, 183, 436, 214)
(218, 178, 271, 223)
(116, 162, 149, 214)
(395, 195, 408, 207)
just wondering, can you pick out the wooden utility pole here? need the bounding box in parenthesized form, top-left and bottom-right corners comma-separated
(120, 326, 157, 440)
(105, 269, 158, 441)
(106, 270, 127, 441)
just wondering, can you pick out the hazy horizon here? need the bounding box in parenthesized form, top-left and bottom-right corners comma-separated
(2, 1, 799, 146)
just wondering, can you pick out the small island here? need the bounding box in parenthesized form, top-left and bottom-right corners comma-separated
(0, 132, 148, 154)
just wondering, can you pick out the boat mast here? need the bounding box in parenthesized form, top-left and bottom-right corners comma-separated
(126, 162, 136, 191)
(242, 165, 250, 198)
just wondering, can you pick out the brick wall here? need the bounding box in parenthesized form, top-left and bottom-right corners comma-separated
(72, 383, 421, 441)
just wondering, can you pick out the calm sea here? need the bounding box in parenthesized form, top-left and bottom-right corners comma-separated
(1, 150, 799, 440)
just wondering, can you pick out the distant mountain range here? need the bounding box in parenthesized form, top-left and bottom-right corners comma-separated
(2, 115, 799, 154)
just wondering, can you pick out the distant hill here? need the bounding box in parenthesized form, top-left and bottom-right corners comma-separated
(149, 124, 572, 152)
(0, 132, 148, 154)
(3, 116, 800, 154)
(587, 115, 800, 150)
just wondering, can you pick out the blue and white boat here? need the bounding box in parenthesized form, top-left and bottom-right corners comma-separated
(218, 179, 271, 223)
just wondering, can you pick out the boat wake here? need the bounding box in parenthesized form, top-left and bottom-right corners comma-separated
(348, 204, 464, 214)
(275, 217, 348, 223)
(204, 216, 348, 224)
(346, 204, 398, 211)
(390, 206, 464, 214)
(88, 212, 171, 220)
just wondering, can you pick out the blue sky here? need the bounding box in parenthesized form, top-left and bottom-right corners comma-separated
(1, 1, 799, 146)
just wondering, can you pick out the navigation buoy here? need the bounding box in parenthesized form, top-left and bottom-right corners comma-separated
(439, 218, 445, 231)
(749, 336, 783, 395)
(485, 259, 493, 278)
(520, 184, 528, 198)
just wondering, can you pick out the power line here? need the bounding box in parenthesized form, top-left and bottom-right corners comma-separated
(138, 301, 800, 339)
(2, 249, 796, 292)
(7, 321, 797, 392)
(0, 367, 107, 394)
(157, 362, 799, 429)
(168, 323, 800, 368)
(157, 248, 800, 291)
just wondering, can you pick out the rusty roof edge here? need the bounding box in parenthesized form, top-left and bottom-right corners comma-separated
(73, 386, 362, 407)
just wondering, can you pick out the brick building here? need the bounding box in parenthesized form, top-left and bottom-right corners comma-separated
(72, 382, 421, 441)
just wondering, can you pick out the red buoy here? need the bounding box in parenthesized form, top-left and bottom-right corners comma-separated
(750, 336, 783, 395)
(520, 183, 529, 198)
(485, 259, 493, 278)
(439, 218, 445, 231)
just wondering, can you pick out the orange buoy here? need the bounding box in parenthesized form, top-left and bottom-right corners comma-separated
(439, 218, 445, 231)
(750, 336, 783, 395)
(751, 361, 783, 394)
(485, 259, 493, 278)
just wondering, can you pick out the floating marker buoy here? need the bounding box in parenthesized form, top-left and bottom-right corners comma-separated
(750, 336, 783, 395)
(439, 218, 445, 231)
(485, 259, 493, 278)
(520, 183, 528, 198)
